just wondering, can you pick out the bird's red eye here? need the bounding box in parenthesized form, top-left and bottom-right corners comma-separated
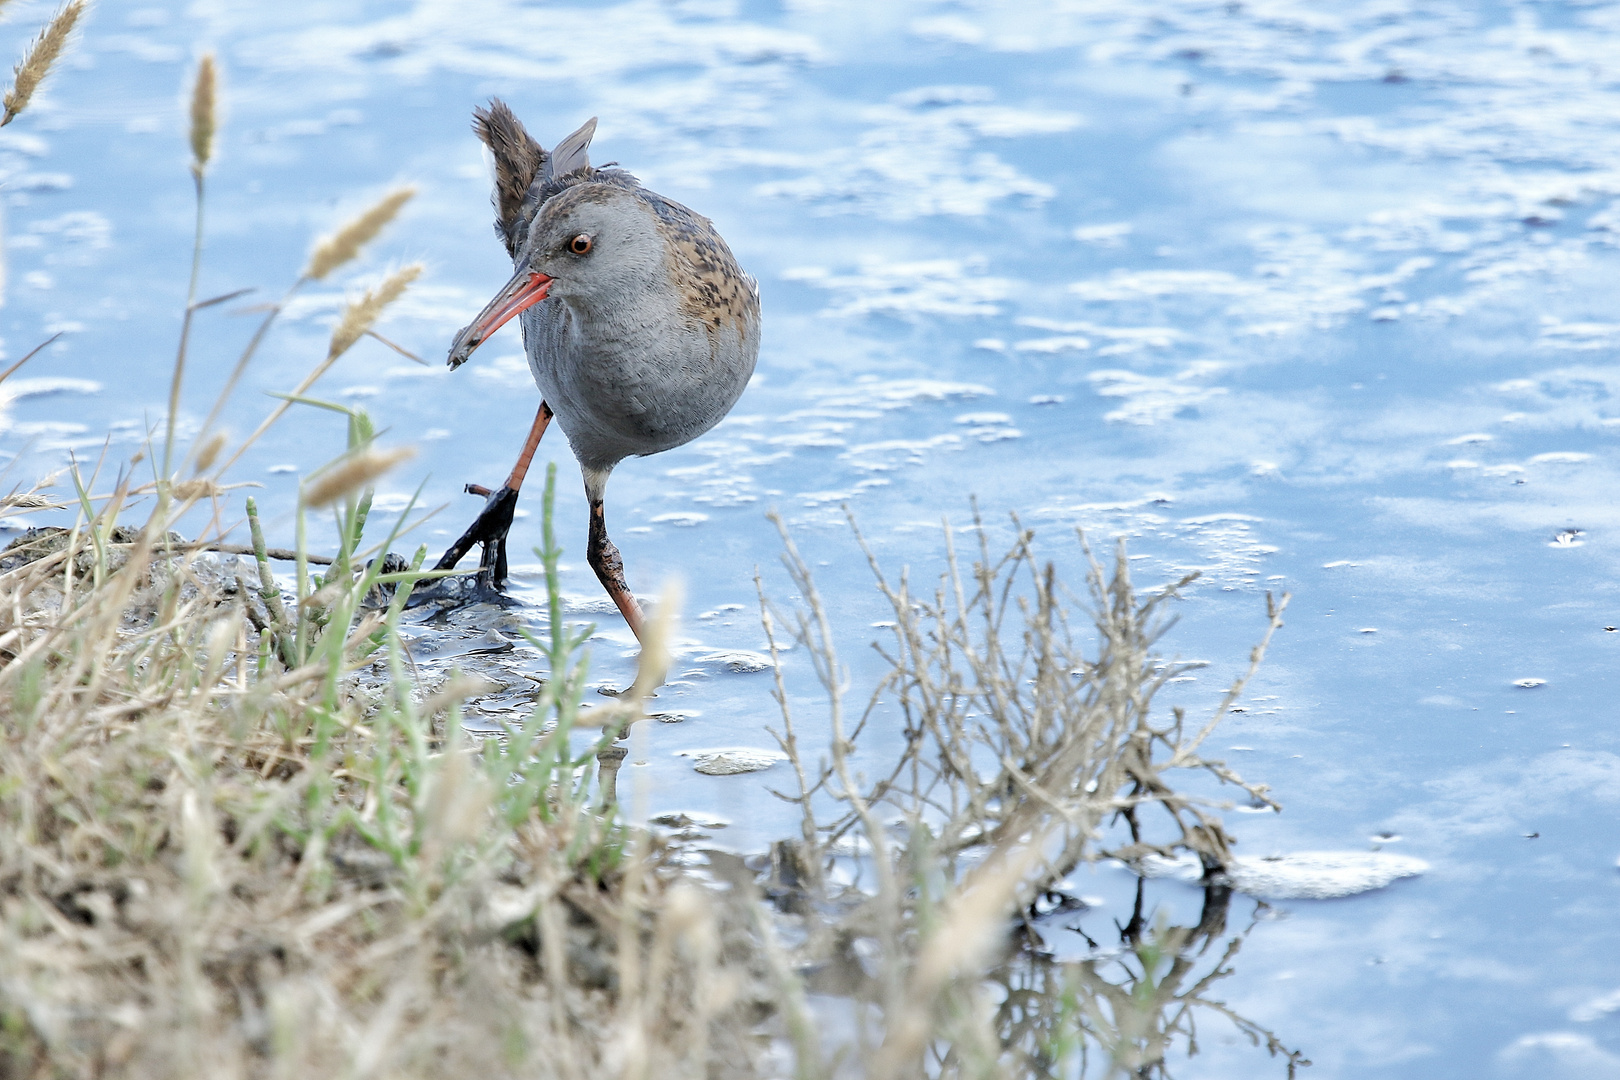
(569, 233, 592, 255)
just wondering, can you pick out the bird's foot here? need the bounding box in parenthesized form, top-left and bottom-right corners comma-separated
(407, 484, 520, 608)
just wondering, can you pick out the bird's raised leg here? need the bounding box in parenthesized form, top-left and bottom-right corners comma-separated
(584, 468, 644, 641)
(433, 401, 553, 588)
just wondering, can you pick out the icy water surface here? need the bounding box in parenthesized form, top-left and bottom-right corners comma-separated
(4, 0, 1620, 1074)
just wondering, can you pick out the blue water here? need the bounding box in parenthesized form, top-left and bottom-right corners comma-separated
(4, 0, 1620, 1074)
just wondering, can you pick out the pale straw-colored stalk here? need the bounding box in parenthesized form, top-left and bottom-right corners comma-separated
(1, 0, 83, 127)
(162, 54, 221, 485)
(193, 190, 413, 467)
(192, 188, 415, 466)
(867, 836, 1053, 1080)
(218, 263, 423, 475)
(192, 430, 228, 474)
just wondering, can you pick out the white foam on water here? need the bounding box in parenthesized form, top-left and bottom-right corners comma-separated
(1139, 850, 1429, 900)
(682, 748, 786, 776)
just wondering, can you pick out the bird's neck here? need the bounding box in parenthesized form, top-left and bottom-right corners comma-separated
(559, 271, 681, 342)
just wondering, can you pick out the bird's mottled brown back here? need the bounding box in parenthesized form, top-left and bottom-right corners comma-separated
(643, 193, 759, 335)
(473, 100, 543, 259)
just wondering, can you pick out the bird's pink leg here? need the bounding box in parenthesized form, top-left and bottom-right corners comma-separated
(503, 400, 553, 492)
(587, 498, 644, 641)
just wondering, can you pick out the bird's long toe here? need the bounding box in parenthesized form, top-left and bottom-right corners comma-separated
(435, 484, 519, 572)
(408, 484, 522, 608)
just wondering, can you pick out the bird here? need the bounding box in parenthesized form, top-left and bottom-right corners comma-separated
(430, 102, 761, 642)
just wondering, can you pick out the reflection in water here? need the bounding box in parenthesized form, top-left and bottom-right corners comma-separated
(989, 882, 1309, 1079)
(768, 865, 1311, 1078)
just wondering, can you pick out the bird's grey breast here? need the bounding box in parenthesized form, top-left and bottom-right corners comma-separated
(520, 190, 759, 472)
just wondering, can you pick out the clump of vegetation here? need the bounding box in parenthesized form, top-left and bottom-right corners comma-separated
(0, 46, 720, 1080)
(765, 509, 1284, 885)
(0, 32, 1307, 1080)
(753, 512, 1300, 1078)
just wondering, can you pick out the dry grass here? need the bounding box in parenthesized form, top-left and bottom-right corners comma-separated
(302, 446, 416, 510)
(753, 509, 1302, 1077)
(0, 0, 82, 127)
(306, 189, 418, 283)
(188, 53, 216, 174)
(328, 264, 425, 360)
(0, 34, 1310, 1080)
(0, 454, 770, 1079)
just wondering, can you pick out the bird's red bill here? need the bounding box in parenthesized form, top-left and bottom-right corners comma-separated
(447, 270, 554, 368)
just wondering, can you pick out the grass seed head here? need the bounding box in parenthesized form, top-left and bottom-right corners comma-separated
(305, 188, 416, 281)
(172, 478, 224, 502)
(328, 262, 422, 359)
(193, 430, 228, 473)
(303, 445, 414, 508)
(189, 53, 216, 173)
(1, 0, 84, 128)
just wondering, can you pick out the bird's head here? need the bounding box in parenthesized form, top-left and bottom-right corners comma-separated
(447, 183, 660, 369)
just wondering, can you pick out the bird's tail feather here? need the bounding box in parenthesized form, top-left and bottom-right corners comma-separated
(473, 99, 544, 258)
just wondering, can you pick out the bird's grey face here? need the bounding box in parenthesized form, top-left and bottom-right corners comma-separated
(524, 188, 662, 298)
(446, 186, 659, 369)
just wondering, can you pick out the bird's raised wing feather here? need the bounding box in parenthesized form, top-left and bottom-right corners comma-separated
(542, 117, 596, 185)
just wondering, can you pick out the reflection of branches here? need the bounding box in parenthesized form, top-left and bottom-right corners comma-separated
(987, 884, 1310, 1079)
(753, 506, 1301, 1079)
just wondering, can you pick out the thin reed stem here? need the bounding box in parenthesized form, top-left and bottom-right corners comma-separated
(163, 169, 206, 486)
(163, 55, 217, 487)
(217, 264, 421, 478)
(190, 279, 307, 468)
